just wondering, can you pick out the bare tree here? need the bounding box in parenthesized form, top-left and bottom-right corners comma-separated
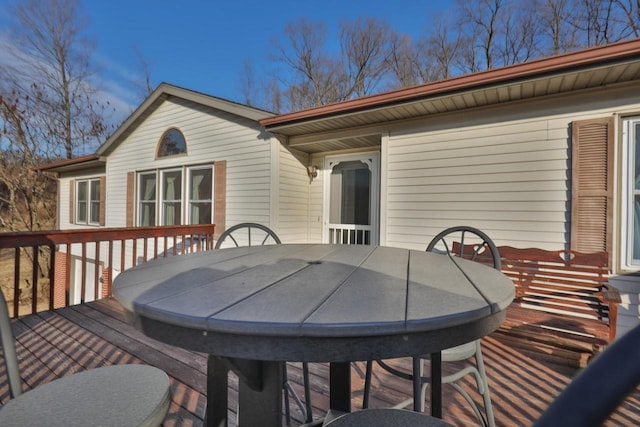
(340, 17, 392, 97)
(614, 0, 640, 37)
(530, 0, 581, 55)
(457, 0, 505, 70)
(386, 32, 426, 88)
(0, 89, 57, 232)
(271, 18, 344, 110)
(1, 0, 109, 159)
(424, 15, 464, 80)
(0, 0, 111, 233)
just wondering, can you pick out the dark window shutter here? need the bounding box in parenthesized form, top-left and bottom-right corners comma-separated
(214, 161, 226, 239)
(571, 117, 614, 257)
(69, 180, 75, 224)
(126, 172, 134, 227)
(99, 176, 106, 226)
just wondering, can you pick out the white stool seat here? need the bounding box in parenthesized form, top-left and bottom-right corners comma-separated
(0, 364, 170, 427)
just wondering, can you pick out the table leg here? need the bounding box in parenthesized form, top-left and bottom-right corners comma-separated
(206, 355, 229, 427)
(236, 360, 283, 427)
(329, 362, 351, 413)
(430, 351, 442, 418)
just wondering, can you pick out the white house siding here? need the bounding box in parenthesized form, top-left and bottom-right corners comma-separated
(384, 86, 640, 253)
(275, 145, 311, 243)
(379, 85, 640, 335)
(49, 96, 271, 280)
(106, 97, 272, 230)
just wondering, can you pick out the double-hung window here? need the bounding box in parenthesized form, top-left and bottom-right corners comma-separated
(138, 172, 157, 226)
(76, 178, 101, 225)
(623, 117, 640, 267)
(137, 165, 213, 226)
(188, 167, 213, 224)
(161, 169, 182, 225)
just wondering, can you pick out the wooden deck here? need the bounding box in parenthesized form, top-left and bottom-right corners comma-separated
(1, 298, 638, 426)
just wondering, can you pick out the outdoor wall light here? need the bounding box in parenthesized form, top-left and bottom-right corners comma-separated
(306, 165, 318, 179)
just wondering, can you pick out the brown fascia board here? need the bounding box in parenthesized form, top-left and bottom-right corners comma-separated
(260, 38, 640, 129)
(36, 154, 102, 171)
(35, 154, 104, 174)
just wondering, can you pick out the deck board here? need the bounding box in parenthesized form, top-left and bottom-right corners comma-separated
(1, 298, 638, 426)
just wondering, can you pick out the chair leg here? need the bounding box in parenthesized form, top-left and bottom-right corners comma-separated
(474, 342, 495, 427)
(303, 362, 313, 423)
(283, 362, 292, 424)
(363, 360, 373, 409)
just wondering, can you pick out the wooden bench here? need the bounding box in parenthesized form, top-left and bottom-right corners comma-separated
(493, 246, 621, 367)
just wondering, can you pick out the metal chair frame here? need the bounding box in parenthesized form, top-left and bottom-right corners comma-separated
(363, 226, 501, 427)
(215, 222, 282, 249)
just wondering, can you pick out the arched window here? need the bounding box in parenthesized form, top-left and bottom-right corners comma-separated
(157, 128, 187, 157)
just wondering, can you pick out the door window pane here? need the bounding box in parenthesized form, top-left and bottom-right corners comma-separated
(330, 161, 371, 225)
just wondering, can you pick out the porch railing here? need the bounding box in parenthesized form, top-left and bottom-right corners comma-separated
(327, 223, 371, 245)
(0, 224, 215, 318)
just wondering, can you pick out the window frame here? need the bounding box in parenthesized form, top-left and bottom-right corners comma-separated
(156, 128, 188, 158)
(160, 168, 183, 226)
(187, 165, 213, 225)
(75, 178, 101, 225)
(622, 117, 640, 268)
(138, 171, 158, 227)
(136, 164, 214, 227)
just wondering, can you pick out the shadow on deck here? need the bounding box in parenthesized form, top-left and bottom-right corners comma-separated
(0, 298, 638, 426)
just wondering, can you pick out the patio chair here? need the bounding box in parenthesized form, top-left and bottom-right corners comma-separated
(215, 222, 314, 423)
(328, 322, 640, 426)
(0, 291, 170, 427)
(363, 226, 501, 427)
(214, 222, 282, 248)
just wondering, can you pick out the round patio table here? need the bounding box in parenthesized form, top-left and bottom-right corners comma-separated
(113, 244, 514, 427)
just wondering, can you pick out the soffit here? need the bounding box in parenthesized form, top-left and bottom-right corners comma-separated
(265, 59, 640, 154)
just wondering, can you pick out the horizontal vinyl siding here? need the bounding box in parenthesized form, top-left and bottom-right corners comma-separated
(106, 97, 271, 229)
(387, 118, 569, 249)
(384, 89, 640, 251)
(308, 157, 324, 243)
(276, 145, 310, 243)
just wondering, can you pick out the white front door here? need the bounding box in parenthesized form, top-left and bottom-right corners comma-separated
(324, 152, 379, 245)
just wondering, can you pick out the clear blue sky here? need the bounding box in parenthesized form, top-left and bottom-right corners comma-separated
(1, 0, 454, 122)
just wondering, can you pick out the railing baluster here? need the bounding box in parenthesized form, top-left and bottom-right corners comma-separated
(154, 237, 158, 260)
(108, 240, 114, 298)
(132, 238, 137, 267)
(49, 245, 55, 311)
(65, 243, 71, 307)
(120, 239, 126, 273)
(13, 248, 20, 318)
(81, 242, 87, 304)
(94, 242, 101, 300)
(31, 246, 38, 314)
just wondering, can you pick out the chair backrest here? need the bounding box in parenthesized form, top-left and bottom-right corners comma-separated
(0, 290, 23, 398)
(533, 322, 640, 427)
(426, 226, 501, 270)
(214, 223, 281, 249)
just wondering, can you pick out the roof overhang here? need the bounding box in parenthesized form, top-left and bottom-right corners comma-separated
(97, 83, 275, 156)
(36, 154, 105, 175)
(261, 38, 640, 153)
